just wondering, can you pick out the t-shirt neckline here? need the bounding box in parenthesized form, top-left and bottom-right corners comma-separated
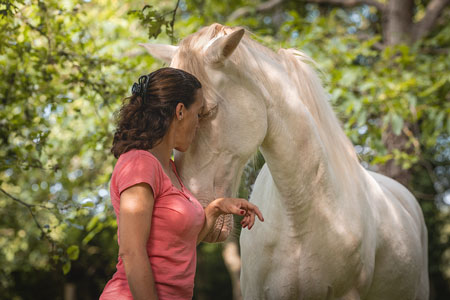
(143, 150, 192, 202)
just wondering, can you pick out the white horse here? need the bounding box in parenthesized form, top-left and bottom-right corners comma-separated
(142, 23, 429, 300)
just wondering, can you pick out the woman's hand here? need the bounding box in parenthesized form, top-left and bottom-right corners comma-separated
(210, 198, 264, 229)
(198, 197, 264, 243)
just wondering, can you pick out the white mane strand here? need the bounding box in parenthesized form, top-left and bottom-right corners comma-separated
(277, 48, 359, 179)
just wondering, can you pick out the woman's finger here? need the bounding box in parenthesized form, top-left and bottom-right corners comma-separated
(237, 206, 246, 216)
(247, 214, 253, 228)
(241, 214, 249, 228)
(249, 204, 264, 222)
(248, 211, 256, 229)
(241, 214, 247, 225)
(220, 198, 264, 225)
(224, 200, 245, 216)
(241, 221, 246, 229)
(245, 214, 251, 228)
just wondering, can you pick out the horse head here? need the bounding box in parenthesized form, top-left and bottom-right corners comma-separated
(142, 24, 268, 240)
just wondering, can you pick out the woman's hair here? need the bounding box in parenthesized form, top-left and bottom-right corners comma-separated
(111, 67, 202, 158)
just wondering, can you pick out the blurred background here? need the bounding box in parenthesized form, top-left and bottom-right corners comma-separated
(0, 0, 449, 299)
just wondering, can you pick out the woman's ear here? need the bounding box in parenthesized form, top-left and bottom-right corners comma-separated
(176, 103, 185, 120)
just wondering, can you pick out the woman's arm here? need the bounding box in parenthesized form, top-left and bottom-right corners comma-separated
(197, 198, 264, 244)
(119, 183, 158, 300)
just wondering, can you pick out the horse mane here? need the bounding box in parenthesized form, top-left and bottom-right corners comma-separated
(277, 48, 360, 175)
(176, 24, 359, 177)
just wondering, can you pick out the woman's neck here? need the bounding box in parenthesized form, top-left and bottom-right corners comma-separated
(148, 140, 173, 170)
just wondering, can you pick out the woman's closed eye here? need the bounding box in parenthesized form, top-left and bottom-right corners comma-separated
(198, 111, 208, 120)
(198, 105, 218, 120)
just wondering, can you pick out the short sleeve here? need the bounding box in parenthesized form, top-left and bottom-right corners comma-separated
(114, 151, 162, 199)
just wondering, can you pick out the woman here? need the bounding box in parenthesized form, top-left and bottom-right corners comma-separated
(100, 67, 264, 300)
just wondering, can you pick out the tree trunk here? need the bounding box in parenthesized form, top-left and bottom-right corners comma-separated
(298, 0, 449, 45)
(383, 0, 414, 45)
(222, 235, 242, 300)
(377, 125, 414, 186)
(64, 283, 76, 300)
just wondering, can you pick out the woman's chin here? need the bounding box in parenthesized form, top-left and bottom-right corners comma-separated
(175, 145, 189, 152)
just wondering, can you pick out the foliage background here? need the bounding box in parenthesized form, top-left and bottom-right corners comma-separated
(0, 0, 448, 299)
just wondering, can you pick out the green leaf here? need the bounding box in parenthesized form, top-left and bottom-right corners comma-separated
(67, 245, 79, 261)
(86, 216, 99, 231)
(62, 261, 71, 275)
(447, 118, 450, 135)
(372, 154, 393, 165)
(391, 114, 403, 136)
(82, 201, 95, 208)
(82, 231, 96, 246)
(357, 110, 367, 126)
(418, 77, 447, 97)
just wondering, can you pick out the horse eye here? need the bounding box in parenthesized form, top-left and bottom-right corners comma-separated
(198, 105, 218, 120)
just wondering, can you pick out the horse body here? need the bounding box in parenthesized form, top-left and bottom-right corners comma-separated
(142, 23, 429, 300)
(241, 164, 367, 300)
(242, 164, 428, 300)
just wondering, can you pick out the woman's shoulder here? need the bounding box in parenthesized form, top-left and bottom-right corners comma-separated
(113, 149, 163, 177)
(111, 149, 165, 197)
(117, 149, 159, 165)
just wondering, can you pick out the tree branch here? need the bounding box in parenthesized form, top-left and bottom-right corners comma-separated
(303, 0, 385, 11)
(0, 187, 55, 245)
(356, 33, 385, 50)
(413, 0, 450, 41)
(169, 0, 180, 43)
(413, 190, 436, 201)
(228, 0, 386, 21)
(228, 0, 284, 21)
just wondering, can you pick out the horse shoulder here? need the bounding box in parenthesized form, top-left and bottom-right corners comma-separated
(368, 171, 424, 226)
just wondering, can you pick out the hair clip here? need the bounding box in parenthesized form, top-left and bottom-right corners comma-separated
(131, 74, 150, 98)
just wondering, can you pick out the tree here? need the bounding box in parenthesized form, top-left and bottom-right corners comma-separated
(0, 0, 156, 298)
(1, 0, 448, 299)
(228, 0, 449, 44)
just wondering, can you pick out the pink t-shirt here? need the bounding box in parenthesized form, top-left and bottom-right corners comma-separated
(100, 149, 205, 300)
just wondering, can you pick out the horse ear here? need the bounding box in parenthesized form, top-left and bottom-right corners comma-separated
(205, 28, 245, 65)
(139, 43, 178, 64)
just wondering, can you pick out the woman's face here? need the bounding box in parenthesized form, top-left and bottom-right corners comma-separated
(174, 89, 204, 152)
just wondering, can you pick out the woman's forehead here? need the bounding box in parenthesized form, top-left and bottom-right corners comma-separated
(196, 89, 205, 106)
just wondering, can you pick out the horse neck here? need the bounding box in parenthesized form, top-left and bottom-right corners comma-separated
(260, 94, 339, 216)
(251, 50, 360, 218)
